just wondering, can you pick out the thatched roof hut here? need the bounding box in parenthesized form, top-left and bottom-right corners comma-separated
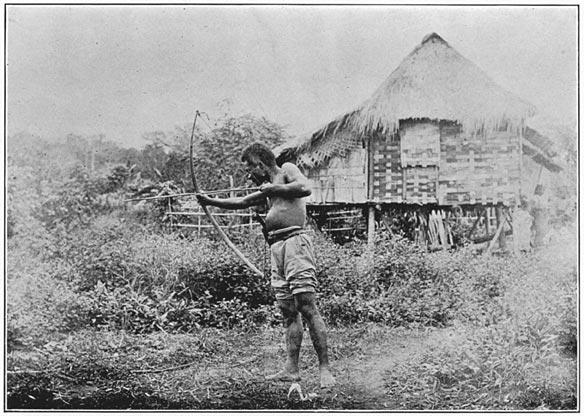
(278, 33, 558, 171)
(277, 32, 561, 210)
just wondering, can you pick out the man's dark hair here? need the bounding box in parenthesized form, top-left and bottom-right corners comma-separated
(242, 143, 276, 167)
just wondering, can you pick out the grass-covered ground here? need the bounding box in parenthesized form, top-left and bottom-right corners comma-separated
(6, 214, 578, 410)
(7, 323, 576, 410)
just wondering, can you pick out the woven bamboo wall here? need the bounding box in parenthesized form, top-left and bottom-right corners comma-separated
(303, 120, 521, 206)
(371, 124, 441, 204)
(371, 121, 521, 205)
(372, 135, 408, 202)
(437, 124, 520, 205)
(305, 146, 367, 204)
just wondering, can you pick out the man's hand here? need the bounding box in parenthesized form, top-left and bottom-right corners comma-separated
(259, 183, 276, 196)
(196, 193, 215, 206)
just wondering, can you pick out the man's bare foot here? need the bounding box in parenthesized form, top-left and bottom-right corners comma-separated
(320, 367, 335, 388)
(265, 369, 301, 382)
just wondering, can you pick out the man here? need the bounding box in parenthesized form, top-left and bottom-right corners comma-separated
(530, 184, 549, 248)
(512, 194, 532, 255)
(196, 143, 335, 389)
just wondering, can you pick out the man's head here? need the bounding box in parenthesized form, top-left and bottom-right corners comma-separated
(241, 143, 276, 185)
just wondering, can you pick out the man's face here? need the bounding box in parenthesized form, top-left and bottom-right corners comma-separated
(244, 157, 269, 186)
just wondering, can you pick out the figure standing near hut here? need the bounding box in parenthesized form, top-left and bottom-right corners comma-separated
(196, 143, 336, 389)
(512, 195, 533, 254)
(530, 184, 549, 248)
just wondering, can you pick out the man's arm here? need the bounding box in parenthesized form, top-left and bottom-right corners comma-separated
(196, 190, 266, 210)
(259, 163, 312, 198)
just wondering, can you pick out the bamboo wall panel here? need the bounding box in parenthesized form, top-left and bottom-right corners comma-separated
(403, 166, 438, 203)
(305, 147, 366, 203)
(438, 126, 520, 205)
(369, 122, 520, 205)
(303, 121, 522, 206)
(372, 136, 405, 202)
(371, 132, 439, 204)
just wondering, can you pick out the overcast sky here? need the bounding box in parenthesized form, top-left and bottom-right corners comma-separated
(6, 5, 578, 149)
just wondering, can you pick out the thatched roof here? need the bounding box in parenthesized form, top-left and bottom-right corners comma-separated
(278, 32, 538, 167)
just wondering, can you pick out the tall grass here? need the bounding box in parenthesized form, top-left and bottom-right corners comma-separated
(383, 233, 578, 410)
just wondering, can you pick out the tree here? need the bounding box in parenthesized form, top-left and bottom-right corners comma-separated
(137, 113, 290, 192)
(140, 143, 169, 181)
(191, 114, 290, 191)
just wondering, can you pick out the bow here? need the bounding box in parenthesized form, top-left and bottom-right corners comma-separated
(189, 110, 264, 278)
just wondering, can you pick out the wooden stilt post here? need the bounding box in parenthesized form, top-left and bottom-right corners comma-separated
(467, 207, 484, 241)
(368, 205, 376, 247)
(496, 205, 507, 251)
(486, 218, 506, 255)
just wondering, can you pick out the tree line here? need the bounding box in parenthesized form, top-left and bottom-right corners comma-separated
(6, 113, 290, 237)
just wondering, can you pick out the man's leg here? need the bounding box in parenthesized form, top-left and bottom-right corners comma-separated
(265, 298, 302, 382)
(295, 292, 336, 388)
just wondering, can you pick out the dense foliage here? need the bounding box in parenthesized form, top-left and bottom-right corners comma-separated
(8, 212, 577, 345)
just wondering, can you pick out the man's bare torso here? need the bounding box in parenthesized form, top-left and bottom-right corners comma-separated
(264, 169, 307, 233)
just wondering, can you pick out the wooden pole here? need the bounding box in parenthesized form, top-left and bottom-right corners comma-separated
(484, 206, 490, 236)
(467, 207, 483, 240)
(496, 205, 507, 251)
(518, 126, 524, 199)
(486, 217, 506, 255)
(402, 169, 407, 201)
(437, 210, 448, 249)
(368, 205, 376, 246)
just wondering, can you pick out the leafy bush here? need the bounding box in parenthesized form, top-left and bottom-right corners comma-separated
(382, 238, 578, 410)
(315, 231, 576, 342)
(36, 165, 131, 232)
(316, 235, 483, 328)
(6, 164, 50, 239)
(6, 245, 83, 349)
(313, 233, 364, 298)
(8, 203, 578, 348)
(21, 216, 277, 334)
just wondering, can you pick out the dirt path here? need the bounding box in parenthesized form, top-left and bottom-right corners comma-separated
(7, 326, 459, 410)
(328, 326, 451, 408)
(230, 325, 454, 409)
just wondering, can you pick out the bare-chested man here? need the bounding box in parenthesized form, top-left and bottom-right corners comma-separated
(196, 143, 335, 389)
